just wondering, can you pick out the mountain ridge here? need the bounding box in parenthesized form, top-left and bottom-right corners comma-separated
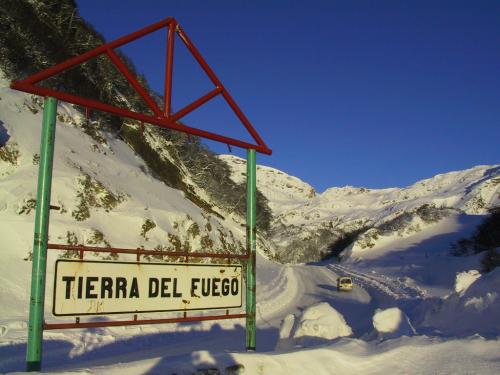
(221, 154, 499, 263)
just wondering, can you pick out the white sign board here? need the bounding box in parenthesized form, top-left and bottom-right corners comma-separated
(53, 260, 242, 316)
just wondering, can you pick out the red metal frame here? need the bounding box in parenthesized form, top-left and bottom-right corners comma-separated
(164, 22, 175, 116)
(12, 17, 262, 332)
(47, 243, 249, 260)
(45, 243, 247, 329)
(10, 17, 271, 155)
(44, 313, 246, 330)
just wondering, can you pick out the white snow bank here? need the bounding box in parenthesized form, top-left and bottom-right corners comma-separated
(455, 270, 481, 295)
(276, 302, 352, 350)
(372, 307, 416, 339)
(423, 268, 500, 336)
(10, 336, 500, 375)
(275, 314, 297, 351)
(293, 302, 353, 341)
(279, 314, 295, 340)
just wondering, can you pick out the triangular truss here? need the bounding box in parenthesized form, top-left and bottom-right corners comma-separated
(10, 17, 271, 154)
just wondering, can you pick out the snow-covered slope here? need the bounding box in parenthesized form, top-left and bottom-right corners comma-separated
(2, 74, 500, 374)
(219, 154, 316, 215)
(221, 155, 499, 263)
(0, 74, 249, 317)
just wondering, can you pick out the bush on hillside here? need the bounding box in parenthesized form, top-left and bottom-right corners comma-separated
(415, 204, 453, 224)
(481, 248, 500, 273)
(377, 205, 452, 237)
(377, 212, 413, 236)
(323, 227, 368, 260)
(451, 208, 500, 272)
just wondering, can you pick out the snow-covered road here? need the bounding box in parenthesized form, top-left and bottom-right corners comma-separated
(328, 263, 426, 300)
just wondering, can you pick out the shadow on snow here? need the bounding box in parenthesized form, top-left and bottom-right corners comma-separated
(0, 322, 279, 373)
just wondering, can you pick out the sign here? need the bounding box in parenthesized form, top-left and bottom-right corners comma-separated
(53, 260, 242, 316)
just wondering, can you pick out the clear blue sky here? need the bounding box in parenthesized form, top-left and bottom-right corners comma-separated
(76, 0, 500, 192)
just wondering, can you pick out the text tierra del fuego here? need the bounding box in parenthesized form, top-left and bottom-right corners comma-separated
(53, 260, 242, 316)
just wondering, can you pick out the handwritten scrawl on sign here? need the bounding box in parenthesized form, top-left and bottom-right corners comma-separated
(52, 260, 242, 316)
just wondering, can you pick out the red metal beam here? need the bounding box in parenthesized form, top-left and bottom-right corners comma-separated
(168, 86, 223, 121)
(11, 82, 155, 121)
(47, 243, 249, 260)
(44, 313, 246, 330)
(175, 25, 270, 150)
(11, 82, 272, 154)
(10, 18, 273, 155)
(164, 21, 176, 116)
(221, 89, 268, 147)
(21, 17, 175, 85)
(105, 48, 163, 117)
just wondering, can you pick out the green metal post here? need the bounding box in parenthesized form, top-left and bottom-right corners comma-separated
(246, 148, 257, 350)
(26, 97, 57, 372)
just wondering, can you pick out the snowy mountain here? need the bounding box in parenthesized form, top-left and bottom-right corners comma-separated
(221, 155, 499, 263)
(1, 1, 500, 371)
(2, 67, 500, 375)
(219, 154, 316, 215)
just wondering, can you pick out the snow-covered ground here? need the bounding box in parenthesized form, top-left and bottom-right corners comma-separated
(1, 76, 500, 374)
(2, 226, 500, 374)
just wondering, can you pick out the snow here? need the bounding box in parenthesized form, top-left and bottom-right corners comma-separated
(455, 270, 481, 295)
(219, 154, 316, 215)
(292, 302, 352, 341)
(1, 78, 500, 374)
(278, 314, 295, 340)
(422, 268, 500, 337)
(276, 302, 353, 350)
(4, 336, 496, 375)
(372, 307, 415, 339)
(338, 213, 486, 298)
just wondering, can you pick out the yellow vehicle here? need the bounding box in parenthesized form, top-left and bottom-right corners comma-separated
(337, 277, 353, 292)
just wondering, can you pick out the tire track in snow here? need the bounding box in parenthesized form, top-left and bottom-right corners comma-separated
(256, 266, 300, 325)
(328, 264, 425, 300)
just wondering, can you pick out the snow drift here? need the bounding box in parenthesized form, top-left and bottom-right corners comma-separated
(372, 307, 416, 340)
(276, 302, 352, 350)
(423, 268, 500, 337)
